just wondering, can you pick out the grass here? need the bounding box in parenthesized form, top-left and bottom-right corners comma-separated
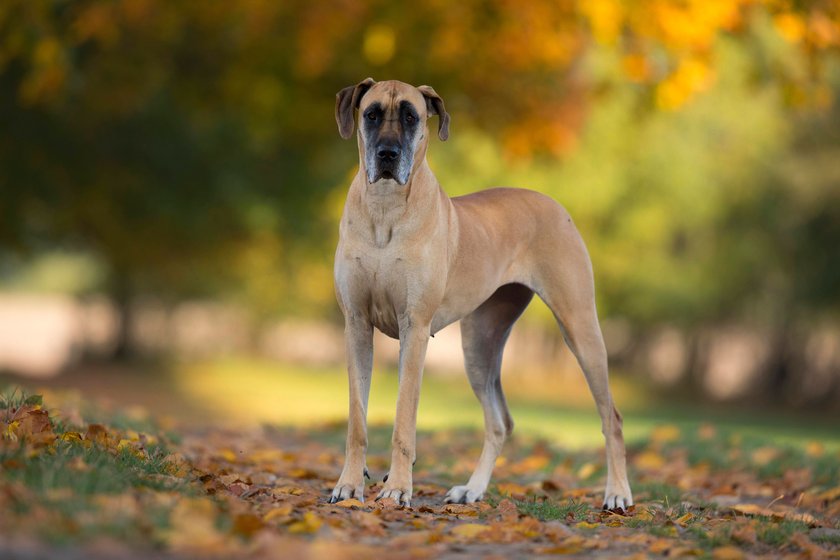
(515, 497, 591, 521)
(1, 442, 184, 497)
(633, 481, 684, 505)
(173, 358, 840, 451)
(757, 519, 810, 547)
(0, 386, 194, 545)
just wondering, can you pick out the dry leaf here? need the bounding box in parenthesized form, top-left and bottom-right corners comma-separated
(288, 511, 322, 534)
(334, 498, 365, 509)
(451, 523, 490, 539)
(711, 545, 745, 560)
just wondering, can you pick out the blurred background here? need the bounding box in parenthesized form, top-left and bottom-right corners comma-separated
(1, 0, 838, 446)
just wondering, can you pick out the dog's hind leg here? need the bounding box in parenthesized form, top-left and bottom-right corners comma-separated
(444, 283, 533, 504)
(534, 236, 634, 511)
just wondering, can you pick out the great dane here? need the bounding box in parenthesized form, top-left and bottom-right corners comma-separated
(329, 78, 633, 511)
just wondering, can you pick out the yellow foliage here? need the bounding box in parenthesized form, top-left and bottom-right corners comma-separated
(774, 13, 806, 43)
(580, 0, 623, 45)
(451, 523, 490, 538)
(363, 24, 396, 66)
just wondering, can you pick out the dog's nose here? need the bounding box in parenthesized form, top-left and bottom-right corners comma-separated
(376, 143, 400, 162)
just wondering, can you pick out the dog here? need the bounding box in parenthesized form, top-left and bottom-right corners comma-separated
(329, 78, 633, 511)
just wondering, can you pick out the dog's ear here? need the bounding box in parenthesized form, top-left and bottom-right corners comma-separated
(335, 78, 376, 139)
(417, 85, 450, 141)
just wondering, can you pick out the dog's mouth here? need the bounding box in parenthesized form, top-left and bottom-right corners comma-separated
(371, 168, 404, 184)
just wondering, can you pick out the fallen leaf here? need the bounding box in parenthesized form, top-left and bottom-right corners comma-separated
(334, 498, 365, 508)
(263, 504, 294, 522)
(231, 513, 263, 538)
(496, 482, 529, 497)
(288, 511, 322, 534)
(711, 545, 745, 560)
(634, 450, 666, 470)
(650, 424, 681, 444)
(164, 498, 226, 552)
(675, 512, 695, 527)
(451, 523, 490, 539)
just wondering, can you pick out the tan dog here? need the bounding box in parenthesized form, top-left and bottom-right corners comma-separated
(330, 78, 633, 511)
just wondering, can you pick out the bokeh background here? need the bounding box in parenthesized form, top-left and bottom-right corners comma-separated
(1, 0, 839, 447)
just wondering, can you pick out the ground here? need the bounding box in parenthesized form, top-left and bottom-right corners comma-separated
(1, 376, 839, 559)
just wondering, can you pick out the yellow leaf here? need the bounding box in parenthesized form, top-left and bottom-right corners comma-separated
(577, 462, 598, 479)
(575, 521, 599, 529)
(816, 487, 840, 502)
(263, 504, 293, 522)
(750, 447, 778, 466)
(164, 498, 224, 552)
(675, 512, 694, 527)
(288, 512, 322, 534)
(497, 482, 529, 496)
(334, 498, 364, 508)
(451, 523, 490, 538)
(634, 450, 665, 470)
(60, 431, 83, 443)
(5, 421, 20, 441)
(650, 424, 681, 444)
(649, 539, 673, 554)
(218, 448, 238, 462)
(635, 508, 655, 522)
(711, 546, 745, 560)
(805, 441, 824, 458)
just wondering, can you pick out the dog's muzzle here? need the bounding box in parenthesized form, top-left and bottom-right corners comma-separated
(367, 140, 412, 185)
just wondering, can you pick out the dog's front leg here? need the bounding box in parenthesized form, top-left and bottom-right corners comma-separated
(377, 319, 430, 507)
(330, 317, 374, 503)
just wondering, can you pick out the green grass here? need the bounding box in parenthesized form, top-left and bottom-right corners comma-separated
(0, 388, 195, 545)
(757, 519, 810, 547)
(686, 525, 733, 549)
(0, 386, 42, 412)
(0, 440, 186, 498)
(633, 481, 684, 505)
(173, 358, 840, 451)
(811, 530, 840, 545)
(515, 497, 591, 521)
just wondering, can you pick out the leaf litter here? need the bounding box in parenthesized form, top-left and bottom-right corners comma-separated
(0, 386, 838, 559)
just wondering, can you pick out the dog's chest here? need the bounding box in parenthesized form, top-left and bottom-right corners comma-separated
(339, 243, 408, 338)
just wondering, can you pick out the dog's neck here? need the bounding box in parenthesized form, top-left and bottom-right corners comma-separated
(355, 158, 443, 248)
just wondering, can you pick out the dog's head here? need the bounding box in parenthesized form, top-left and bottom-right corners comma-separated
(336, 78, 450, 186)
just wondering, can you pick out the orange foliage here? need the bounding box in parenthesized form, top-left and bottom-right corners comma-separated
(1, 0, 837, 154)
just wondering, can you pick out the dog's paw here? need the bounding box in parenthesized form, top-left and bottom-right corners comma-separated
(444, 485, 484, 504)
(602, 486, 634, 514)
(329, 481, 365, 503)
(376, 484, 412, 507)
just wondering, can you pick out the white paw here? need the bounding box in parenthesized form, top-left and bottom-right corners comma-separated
(376, 485, 412, 507)
(602, 485, 633, 512)
(444, 485, 484, 504)
(330, 480, 365, 503)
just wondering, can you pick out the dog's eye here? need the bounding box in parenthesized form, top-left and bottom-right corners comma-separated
(405, 114, 416, 124)
(366, 112, 377, 121)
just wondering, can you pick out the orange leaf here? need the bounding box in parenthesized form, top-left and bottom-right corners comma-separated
(711, 546, 745, 560)
(287, 511, 322, 534)
(451, 523, 490, 539)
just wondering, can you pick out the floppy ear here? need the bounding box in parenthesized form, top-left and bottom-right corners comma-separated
(417, 85, 450, 141)
(335, 78, 376, 139)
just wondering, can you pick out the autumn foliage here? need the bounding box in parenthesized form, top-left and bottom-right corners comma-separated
(1, 388, 838, 557)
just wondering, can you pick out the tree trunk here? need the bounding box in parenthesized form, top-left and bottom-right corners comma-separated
(110, 271, 135, 361)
